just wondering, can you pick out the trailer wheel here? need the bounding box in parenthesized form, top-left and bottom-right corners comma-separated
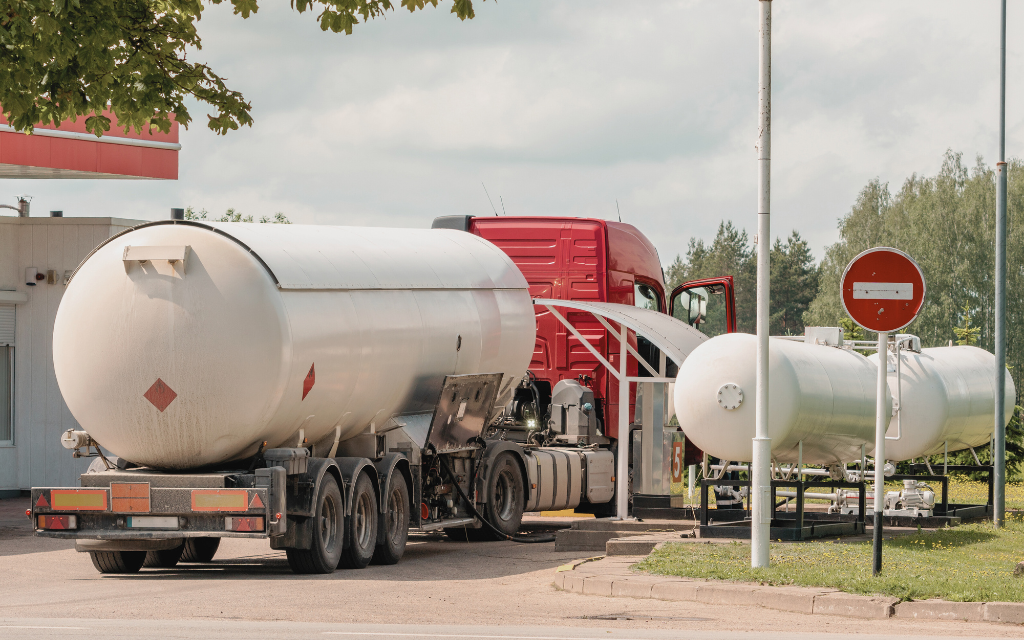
(338, 472, 378, 569)
(89, 550, 146, 574)
(143, 541, 185, 568)
(371, 472, 409, 565)
(480, 452, 525, 539)
(287, 474, 344, 574)
(180, 537, 220, 563)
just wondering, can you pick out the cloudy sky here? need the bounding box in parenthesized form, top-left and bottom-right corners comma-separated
(4, 0, 1021, 266)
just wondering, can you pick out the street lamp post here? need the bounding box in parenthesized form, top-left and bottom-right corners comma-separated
(994, 0, 1008, 528)
(752, 0, 773, 569)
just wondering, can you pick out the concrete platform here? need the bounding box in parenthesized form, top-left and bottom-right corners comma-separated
(554, 518, 695, 553)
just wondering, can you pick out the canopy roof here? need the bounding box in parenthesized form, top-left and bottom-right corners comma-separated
(532, 298, 707, 368)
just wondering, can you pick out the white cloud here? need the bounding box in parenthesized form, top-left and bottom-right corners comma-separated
(3, 0, 1021, 267)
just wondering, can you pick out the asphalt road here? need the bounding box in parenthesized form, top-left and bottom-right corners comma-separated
(0, 497, 1019, 640)
(0, 619, 1016, 640)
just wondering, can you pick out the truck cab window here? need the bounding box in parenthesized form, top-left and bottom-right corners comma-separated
(633, 282, 661, 312)
(671, 284, 728, 338)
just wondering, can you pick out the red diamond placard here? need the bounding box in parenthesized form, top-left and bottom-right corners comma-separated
(302, 364, 315, 401)
(144, 378, 177, 412)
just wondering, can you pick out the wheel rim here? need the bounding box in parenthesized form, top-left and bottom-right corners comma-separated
(354, 490, 373, 549)
(320, 491, 338, 551)
(494, 467, 518, 522)
(387, 485, 405, 544)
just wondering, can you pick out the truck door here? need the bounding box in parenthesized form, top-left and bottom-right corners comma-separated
(669, 276, 736, 338)
(669, 276, 736, 469)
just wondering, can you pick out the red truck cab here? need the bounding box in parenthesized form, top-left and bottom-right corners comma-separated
(472, 216, 664, 440)
(432, 215, 734, 444)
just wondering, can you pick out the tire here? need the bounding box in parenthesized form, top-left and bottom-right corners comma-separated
(338, 472, 378, 569)
(286, 474, 344, 574)
(89, 550, 146, 574)
(478, 452, 525, 540)
(372, 472, 409, 565)
(180, 537, 220, 563)
(143, 541, 185, 568)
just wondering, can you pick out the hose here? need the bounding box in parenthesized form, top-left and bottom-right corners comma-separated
(439, 456, 556, 544)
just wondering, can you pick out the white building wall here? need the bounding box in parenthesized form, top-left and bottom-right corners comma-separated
(0, 216, 141, 491)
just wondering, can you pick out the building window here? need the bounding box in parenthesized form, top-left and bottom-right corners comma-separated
(0, 346, 11, 444)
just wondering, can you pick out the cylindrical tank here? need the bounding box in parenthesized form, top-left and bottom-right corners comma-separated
(878, 345, 1016, 461)
(54, 221, 536, 470)
(673, 333, 888, 464)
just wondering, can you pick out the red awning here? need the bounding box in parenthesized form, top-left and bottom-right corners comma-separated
(0, 112, 179, 180)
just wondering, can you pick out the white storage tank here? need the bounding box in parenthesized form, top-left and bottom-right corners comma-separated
(53, 222, 536, 470)
(879, 344, 1016, 461)
(673, 333, 887, 464)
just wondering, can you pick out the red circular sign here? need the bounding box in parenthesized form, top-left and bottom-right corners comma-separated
(841, 247, 925, 333)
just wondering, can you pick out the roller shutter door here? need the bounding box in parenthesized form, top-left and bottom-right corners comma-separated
(0, 304, 13, 345)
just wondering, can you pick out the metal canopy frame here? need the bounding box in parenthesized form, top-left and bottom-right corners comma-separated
(533, 299, 708, 519)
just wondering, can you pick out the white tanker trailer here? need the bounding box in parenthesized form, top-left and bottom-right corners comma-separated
(31, 221, 640, 575)
(880, 340, 1016, 461)
(673, 333, 885, 466)
(674, 333, 1015, 467)
(53, 221, 537, 470)
(674, 331, 1016, 518)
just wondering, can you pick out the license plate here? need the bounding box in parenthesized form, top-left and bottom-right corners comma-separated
(127, 516, 179, 529)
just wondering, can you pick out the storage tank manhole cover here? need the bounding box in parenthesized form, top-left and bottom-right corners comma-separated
(717, 383, 743, 410)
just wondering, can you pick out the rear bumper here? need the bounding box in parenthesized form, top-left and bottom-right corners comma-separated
(30, 483, 274, 541)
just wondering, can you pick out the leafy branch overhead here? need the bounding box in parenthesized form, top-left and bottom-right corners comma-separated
(0, 0, 480, 137)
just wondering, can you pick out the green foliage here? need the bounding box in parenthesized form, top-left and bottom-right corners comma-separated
(665, 221, 755, 333)
(665, 222, 818, 336)
(929, 405, 1024, 481)
(0, 0, 481, 137)
(838, 317, 865, 342)
(184, 206, 290, 223)
(638, 520, 1024, 602)
(954, 303, 981, 346)
(770, 232, 819, 335)
(804, 152, 1024, 405)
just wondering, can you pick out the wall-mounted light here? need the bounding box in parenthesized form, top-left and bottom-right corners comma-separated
(25, 267, 37, 286)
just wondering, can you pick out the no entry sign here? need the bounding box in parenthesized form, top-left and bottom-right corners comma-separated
(841, 247, 925, 333)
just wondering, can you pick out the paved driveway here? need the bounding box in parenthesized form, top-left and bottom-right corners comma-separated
(0, 497, 1017, 639)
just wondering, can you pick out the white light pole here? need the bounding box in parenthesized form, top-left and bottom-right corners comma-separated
(751, 0, 773, 569)
(993, 0, 1008, 529)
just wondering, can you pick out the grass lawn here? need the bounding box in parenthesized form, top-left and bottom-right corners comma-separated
(947, 475, 1024, 509)
(637, 518, 1024, 603)
(692, 476, 1024, 509)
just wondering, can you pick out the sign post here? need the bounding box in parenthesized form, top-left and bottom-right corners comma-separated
(841, 247, 925, 576)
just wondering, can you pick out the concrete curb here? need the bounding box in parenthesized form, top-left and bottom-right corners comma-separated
(554, 556, 1024, 625)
